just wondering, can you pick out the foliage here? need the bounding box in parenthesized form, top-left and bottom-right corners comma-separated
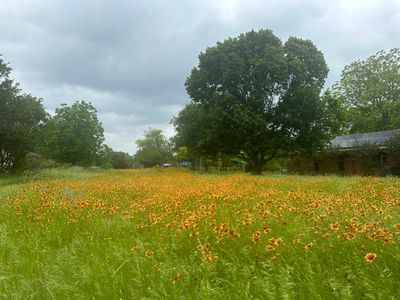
(320, 90, 348, 136)
(333, 48, 400, 133)
(0, 169, 399, 298)
(134, 128, 173, 167)
(0, 55, 48, 172)
(96, 144, 114, 167)
(385, 132, 400, 153)
(172, 104, 215, 169)
(109, 151, 133, 169)
(95, 144, 133, 169)
(175, 146, 190, 162)
(44, 101, 105, 166)
(23, 152, 59, 171)
(176, 29, 335, 174)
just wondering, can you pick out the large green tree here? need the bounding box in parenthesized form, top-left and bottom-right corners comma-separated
(0, 56, 47, 172)
(175, 29, 332, 174)
(45, 101, 104, 166)
(333, 48, 400, 133)
(134, 128, 173, 167)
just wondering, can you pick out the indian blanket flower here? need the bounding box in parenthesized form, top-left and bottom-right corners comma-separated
(364, 252, 377, 263)
(263, 225, 271, 233)
(252, 231, 261, 243)
(265, 245, 274, 251)
(304, 242, 314, 249)
(330, 223, 340, 230)
(206, 253, 218, 262)
(189, 231, 199, 238)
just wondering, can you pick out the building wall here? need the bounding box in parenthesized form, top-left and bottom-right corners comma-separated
(289, 152, 398, 176)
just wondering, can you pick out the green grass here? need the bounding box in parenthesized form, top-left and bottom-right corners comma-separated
(0, 168, 399, 299)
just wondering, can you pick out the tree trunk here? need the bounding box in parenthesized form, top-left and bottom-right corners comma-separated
(191, 159, 196, 171)
(204, 159, 209, 171)
(248, 152, 265, 175)
(251, 161, 264, 175)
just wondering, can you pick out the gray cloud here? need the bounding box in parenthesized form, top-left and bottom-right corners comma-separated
(1, 0, 400, 153)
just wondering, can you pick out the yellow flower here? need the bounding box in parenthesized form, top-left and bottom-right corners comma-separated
(172, 273, 182, 284)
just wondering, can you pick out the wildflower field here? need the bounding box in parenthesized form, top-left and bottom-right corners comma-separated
(0, 168, 399, 299)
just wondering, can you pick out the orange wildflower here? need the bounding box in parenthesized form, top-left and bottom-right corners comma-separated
(330, 223, 340, 230)
(263, 225, 271, 233)
(346, 232, 356, 240)
(252, 231, 261, 243)
(206, 253, 218, 261)
(350, 217, 358, 223)
(364, 252, 377, 263)
(189, 231, 199, 237)
(230, 230, 240, 238)
(384, 215, 392, 220)
(304, 242, 314, 249)
(145, 250, 153, 258)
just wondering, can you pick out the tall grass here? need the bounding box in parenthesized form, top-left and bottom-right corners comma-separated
(0, 169, 399, 299)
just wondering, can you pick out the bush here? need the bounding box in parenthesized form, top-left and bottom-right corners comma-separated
(23, 152, 59, 171)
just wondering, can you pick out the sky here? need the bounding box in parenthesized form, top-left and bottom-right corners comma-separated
(1, 0, 400, 154)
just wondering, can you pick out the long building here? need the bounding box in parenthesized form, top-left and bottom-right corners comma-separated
(289, 129, 400, 176)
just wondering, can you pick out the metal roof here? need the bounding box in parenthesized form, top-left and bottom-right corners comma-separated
(331, 129, 400, 149)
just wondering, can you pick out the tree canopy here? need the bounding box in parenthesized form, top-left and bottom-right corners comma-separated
(175, 29, 333, 174)
(109, 151, 133, 169)
(44, 101, 104, 166)
(0, 55, 47, 172)
(134, 128, 173, 167)
(333, 48, 400, 133)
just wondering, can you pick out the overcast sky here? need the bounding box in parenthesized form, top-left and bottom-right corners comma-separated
(1, 0, 399, 154)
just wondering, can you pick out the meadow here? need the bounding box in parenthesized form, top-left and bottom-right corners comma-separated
(0, 168, 399, 299)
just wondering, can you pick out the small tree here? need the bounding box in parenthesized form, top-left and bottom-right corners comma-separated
(110, 151, 133, 169)
(134, 128, 173, 167)
(44, 101, 104, 166)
